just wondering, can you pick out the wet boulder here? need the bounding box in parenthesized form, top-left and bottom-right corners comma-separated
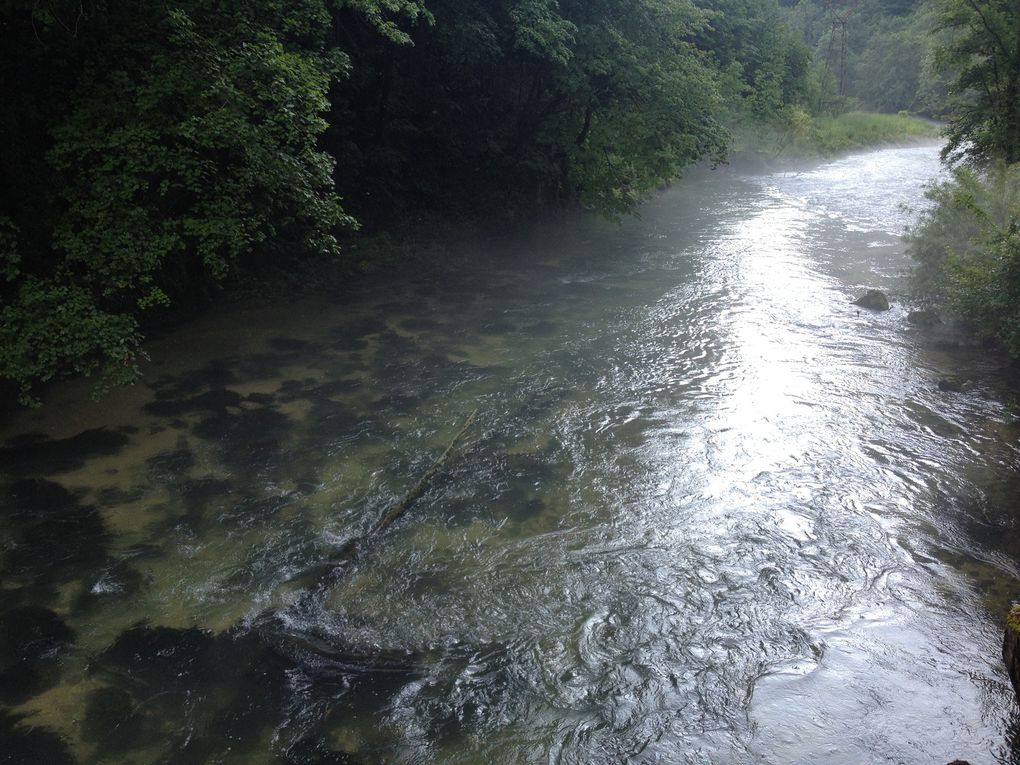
(853, 289, 891, 311)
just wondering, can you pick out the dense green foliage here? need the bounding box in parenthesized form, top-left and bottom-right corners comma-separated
(909, 164, 1020, 351)
(783, 0, 945, 115)
(1, 0, 359, 402)
(905, 0, 1020, 357)
(930, 0, 1020, 164)
(331, 0, 813, 220)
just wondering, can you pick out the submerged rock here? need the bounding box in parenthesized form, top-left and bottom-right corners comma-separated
(938, 376, 964, 393)
(853, 289, 891, 311)
(82, 685, 154, 754)
(144, 387, 244, 417)
(99, 624, 217, 689)
(0, 606, 76, 704)
(283, 735, 365, 764)
(1003, 606, 1020, 705)
(1, 479, 110, 590)
(0, 709, 76, 765)
(90, 624, 291, 762)
(0, 428, 130, 475)
(258, 618, 423, 677)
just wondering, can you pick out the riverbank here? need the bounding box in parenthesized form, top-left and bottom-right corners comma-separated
(225, 113, 944, 310)
(0, 108, 943, 412)
(729, 110, 941, 171)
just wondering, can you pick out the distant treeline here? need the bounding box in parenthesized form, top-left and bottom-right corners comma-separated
(783, 0, 946, 116)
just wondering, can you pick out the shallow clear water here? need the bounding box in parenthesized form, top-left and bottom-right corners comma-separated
(3, 144, 1020, 764)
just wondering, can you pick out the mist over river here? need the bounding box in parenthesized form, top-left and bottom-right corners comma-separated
(3, 143, 1020, 764)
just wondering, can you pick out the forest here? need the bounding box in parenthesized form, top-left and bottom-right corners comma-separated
(0, 0, 1017, 403)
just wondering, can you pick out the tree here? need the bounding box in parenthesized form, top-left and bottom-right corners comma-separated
(908, 164, 1020, 353)
(931, 0, 1020, 164)
(557, 0, 730, 215)
(0, 0, 416, 403)
(329, 0, 790, 220)
(852, 16, 926, 113)
(695, 0, 812, 121)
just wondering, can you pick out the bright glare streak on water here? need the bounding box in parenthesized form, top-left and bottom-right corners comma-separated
(2, 143, 1020, 764)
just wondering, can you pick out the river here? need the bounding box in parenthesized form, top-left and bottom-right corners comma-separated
(2, 143, 1019, 764)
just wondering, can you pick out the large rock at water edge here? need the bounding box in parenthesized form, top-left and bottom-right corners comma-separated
(853, 290, 891, 311)
(1004, 606, 1020, 704)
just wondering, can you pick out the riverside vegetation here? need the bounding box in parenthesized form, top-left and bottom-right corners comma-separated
(906, 0, 1020, 358)
(0, 0, 971, 405)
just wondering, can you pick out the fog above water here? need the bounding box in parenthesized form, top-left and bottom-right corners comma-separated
(3, 143, 1020, 764)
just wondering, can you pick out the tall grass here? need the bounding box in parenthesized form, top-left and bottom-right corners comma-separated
(730, 110, 941, 166)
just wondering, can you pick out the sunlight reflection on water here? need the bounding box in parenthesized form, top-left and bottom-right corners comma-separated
(3, 143, 1019, 765)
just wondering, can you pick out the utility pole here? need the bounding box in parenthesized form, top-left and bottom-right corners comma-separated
(818, 0, 861, 110)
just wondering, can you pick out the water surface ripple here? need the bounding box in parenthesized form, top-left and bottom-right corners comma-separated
(2, 144, 1020, 764)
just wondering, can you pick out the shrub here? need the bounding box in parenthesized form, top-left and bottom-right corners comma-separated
(908, 163, 1020, 354)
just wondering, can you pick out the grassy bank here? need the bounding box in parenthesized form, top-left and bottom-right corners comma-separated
(730, 111, 941, 169)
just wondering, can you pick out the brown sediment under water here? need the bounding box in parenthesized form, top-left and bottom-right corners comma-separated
(3, 143, 1020, 764)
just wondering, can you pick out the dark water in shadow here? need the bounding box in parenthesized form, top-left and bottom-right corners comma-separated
(2, 144, 1020, 764)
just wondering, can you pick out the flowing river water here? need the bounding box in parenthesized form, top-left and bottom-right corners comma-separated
(3, 143, 1020, 764)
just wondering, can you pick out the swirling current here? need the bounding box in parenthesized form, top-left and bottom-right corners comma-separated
(2, 143, 1019, 764)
